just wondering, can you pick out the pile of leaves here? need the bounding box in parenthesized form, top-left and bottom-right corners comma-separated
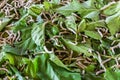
(0, 0, 120, 80)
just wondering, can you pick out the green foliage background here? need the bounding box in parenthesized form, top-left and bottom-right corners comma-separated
(0, 0, 120, 80)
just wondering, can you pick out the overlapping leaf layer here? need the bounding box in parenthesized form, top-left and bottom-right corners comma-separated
(0, 0, 120, 80)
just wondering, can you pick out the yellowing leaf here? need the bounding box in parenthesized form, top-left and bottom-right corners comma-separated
(60, 38, 92, 56)
(78, 19, 86, 32)
(85, 30, 101, 40)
